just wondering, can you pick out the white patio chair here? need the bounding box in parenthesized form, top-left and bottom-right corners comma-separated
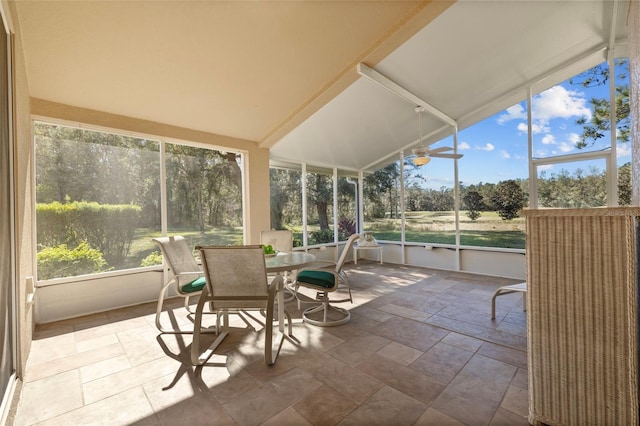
(191, 245, 285, 365)
(293, 233, 360, 326)
(490, 282, 527, 319)
(152, 236, 217, 334)
(261, 229, 295, 300)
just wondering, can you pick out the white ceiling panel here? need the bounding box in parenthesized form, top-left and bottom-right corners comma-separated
(270, 0, 628, 171)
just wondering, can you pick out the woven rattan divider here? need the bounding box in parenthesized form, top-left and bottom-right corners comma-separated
(523, 208, 639, 425)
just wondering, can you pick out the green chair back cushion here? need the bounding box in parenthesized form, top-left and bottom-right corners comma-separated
(297, 270, 336, 289)
(181, 276, 206, 293)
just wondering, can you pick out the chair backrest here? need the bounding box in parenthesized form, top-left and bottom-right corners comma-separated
(153, 236, 201, 283)
(196, 245, 269, 309)
(260, 230, 293, 253)
(335, 233, 361, 272)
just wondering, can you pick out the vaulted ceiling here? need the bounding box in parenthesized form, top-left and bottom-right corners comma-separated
(13, 0, 629, 172)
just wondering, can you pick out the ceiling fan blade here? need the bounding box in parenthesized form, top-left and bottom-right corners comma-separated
(427, 146, 454, 154)
(430, 153, 463, 159)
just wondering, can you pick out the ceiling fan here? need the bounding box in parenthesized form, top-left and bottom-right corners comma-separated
(411, 106, 463, 166)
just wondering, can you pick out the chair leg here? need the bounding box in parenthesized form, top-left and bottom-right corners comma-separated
(301, 292, 350, 327)
(191, 290, 228, 366)
(265, 283, 287, 365)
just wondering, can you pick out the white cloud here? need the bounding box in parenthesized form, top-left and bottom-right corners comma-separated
(558, 142, 574, 153)
(500, 150, 511, 159)
(532, 85, 592, 121)
(497, 104, 526, 124)
(541, 134, 555, 145)
(458, 141, 471, 150)
(475, 143, 494, 151)
(617, 142, 631, 158)
(568, 133, 580, 145)
(517, 122, 528, 133)
(532, 121, 551, 134)
(538, 164, 553, 171)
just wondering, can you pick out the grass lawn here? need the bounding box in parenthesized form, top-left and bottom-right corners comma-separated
(365, 211, 525, 249)
(123, 211, 523, 270)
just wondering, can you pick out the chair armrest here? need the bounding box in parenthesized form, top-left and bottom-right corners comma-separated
(174, 271, 203, 276)
(300, 260, 336, 271)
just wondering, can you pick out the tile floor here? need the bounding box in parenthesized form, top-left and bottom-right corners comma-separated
(11, 262, 529, 425)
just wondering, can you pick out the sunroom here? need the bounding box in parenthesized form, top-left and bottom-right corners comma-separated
(1, 1, 638, 424)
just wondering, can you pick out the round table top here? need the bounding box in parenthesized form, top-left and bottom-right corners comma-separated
(265, 251, 316, 273)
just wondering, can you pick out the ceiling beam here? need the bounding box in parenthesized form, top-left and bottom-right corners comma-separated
(356, 63, 456, 127)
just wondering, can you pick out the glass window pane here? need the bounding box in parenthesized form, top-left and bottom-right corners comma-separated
(404, 148, 456, 245)
(269, 167, 302, 246)
(337, 174, 357, 242)
(165, 143, 243, 250)
(364, 161, 401, 242)
(35, 123, 161, 280)
(533, 61, 611, 158)
(537, 159, 607, 208)
(614, 58, 631, 205)
(306, 171, 334, 245)
(457, 104, 528, 249)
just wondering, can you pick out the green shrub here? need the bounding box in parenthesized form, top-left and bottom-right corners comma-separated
(37, 241, 108, 280)
(309, 228, 334, 244)
(36, 201, 141, 268)
(141, 251, 163, 267)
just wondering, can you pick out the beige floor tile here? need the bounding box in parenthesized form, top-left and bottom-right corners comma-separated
(311, 357, 384, 404)
(441, 331, 484, 352)
(414, 407, 465, 425)
(82, 356, 179, 404)
(376, 341, 423, 366)
(370, 316, 448, 352)
(223, 368, 321, 426)
(500, 384, 529, 417)
(357, 353, 445, 405)
(142, 372, 235, 425)
(410, 342, 474, 384)
(477, 341, 527, 369)
(25, 342, 124, 382)
(263, 407, 313, 425)
(15, 370, 83, 425)
(337, 385, 426, 426)
(80, 354, 131, 383)
(376, 303, 432, 322)
(328, 332, 390, 366)
(490, 407, 530, 426)
(38, 387, 156, 426)
(293, 384, 357, 426)
(431, 354, 517, 425)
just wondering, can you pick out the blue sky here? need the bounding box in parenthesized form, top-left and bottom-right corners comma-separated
(417, 61, 630, 189)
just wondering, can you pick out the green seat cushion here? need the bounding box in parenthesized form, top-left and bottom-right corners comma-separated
(181, 276, 206, 293)
(297, 270, 336, 289)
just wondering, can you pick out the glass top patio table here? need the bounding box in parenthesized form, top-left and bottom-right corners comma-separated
(264, 251, 316, 273)
(264, 251, 316, 333)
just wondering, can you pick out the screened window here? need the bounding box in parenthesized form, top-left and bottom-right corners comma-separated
(363, 161, 401, 242)
(269, 167, 302, 246)
(457, 104, 528, 249)
(336, 174, 357, 242)
(35, 122, 243, 281)
(165, 143, 243, 250)
(403, 138, 457, 245)
(306, 169, 334, 245)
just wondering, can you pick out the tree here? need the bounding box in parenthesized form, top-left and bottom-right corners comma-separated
(618, 162, 631, 206)
(571, 59, 629, 148)
(306, 173, 333, 231)
(364, 163, 399, 218)
(491, 180, 526, 220)
(463, 190, 484, 221)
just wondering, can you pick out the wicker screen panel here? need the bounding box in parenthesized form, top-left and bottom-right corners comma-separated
(524, 208, 639, 426)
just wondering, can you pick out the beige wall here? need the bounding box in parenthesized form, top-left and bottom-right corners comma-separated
(30, 99, 272, 245)
(7, 0, 36, 375)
